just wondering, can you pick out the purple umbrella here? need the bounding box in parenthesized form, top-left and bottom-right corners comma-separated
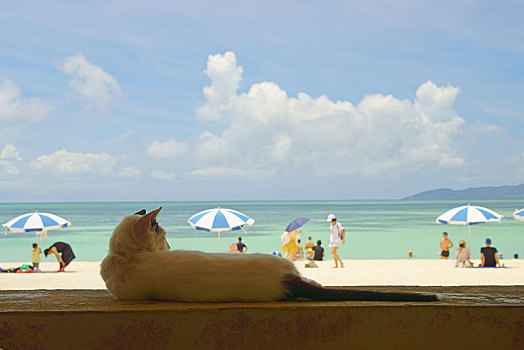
(285, 217, 309, 232)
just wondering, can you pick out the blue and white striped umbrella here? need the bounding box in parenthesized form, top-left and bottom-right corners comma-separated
(436, 204, 503, 247)
(188, 208, 254, 232)
(513, 208, 524, 222)
(188, 208, 254, 251)
(3, 211, 71, 233)
(436, 204, 503, 225)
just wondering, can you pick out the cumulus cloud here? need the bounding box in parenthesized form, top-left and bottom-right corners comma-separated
(196, 51, 243, 122)
(0, 79, 54, 124)
(151, 170, 175, 181)
(0, 144, 23, 175)
(0, 144, 22, 161)
(32, 149, 117, 173)
(146, 139, 188, 159)
(194, 52, 470, 176)
(60, 53, 122, 111)
(118, 166, 141, 178)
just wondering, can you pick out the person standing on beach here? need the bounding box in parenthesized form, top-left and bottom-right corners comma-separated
(305, 236, 314, 251)
(295, 238, 304, 260)
(44, 242, 76, 272)
(327, 214, 345, 268)
(32, 243, 41, 272)
(236, 237, 248, 253)
(440, 232, 453, 259)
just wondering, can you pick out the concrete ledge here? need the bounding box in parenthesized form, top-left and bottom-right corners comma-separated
(1, 286, 523, 349)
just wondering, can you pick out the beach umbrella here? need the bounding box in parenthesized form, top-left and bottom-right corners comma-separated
(285, 217, 309, 233)
(187, 207, 255, 251)
(436, 204, 503, 247)
(2, 211, 71, 241)
(513, 209, 524, 222)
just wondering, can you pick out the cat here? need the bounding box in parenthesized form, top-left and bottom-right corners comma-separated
(100, 208, 438, 302)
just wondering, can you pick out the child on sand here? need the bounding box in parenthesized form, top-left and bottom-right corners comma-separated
(295, 238, 304, 261)
(32, 243, 41, 272)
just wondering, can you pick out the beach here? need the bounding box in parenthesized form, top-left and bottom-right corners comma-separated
(1, 259, 523, 290)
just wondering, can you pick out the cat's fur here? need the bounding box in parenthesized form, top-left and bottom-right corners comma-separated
(100, 208, 437, 302)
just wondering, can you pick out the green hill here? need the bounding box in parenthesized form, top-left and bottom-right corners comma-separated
(403, 184, 524, 200)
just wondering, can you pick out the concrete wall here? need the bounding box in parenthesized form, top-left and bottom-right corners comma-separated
(1, 288, 523, 349)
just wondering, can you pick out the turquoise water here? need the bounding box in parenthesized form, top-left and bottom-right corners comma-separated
(0, 200, 522, 262)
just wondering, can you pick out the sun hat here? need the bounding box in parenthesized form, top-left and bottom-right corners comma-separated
(327, 214, 336, 222)
(459, 240, 466, 245)
(486, 238, 492, 244)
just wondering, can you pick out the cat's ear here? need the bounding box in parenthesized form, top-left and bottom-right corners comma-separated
(135, 207, 162, 234)
(134, 209, 147, 215)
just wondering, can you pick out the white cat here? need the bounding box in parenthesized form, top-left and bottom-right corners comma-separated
(100, 208, 437, 302)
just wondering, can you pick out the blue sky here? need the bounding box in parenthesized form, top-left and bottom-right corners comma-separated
(1, 0, 523, 202)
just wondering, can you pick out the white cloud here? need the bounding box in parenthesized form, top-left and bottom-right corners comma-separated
(190, 167, 275, 178)
(0, 144, 22, 161)
(118, 166, 141, 178)
(0, 144, 22, 175)
(61, 53, 122, 111)
(0, 79, 54, 124)
(195, 51, 243, 121)
(194, 52, 470, 177)
(146, 139, 188, 159)
(32, 149, 117, 173)
(467, 122, 504, 135)
(151, 170, 175, 181)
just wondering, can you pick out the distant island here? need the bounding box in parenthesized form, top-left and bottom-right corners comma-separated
(403, 183, 524, 200)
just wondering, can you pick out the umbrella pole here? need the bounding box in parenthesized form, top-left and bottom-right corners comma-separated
(218, 232, 221, 252)
(468, 224, 471, 250)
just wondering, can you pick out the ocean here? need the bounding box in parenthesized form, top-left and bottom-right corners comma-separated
(1, 200, 522, 262)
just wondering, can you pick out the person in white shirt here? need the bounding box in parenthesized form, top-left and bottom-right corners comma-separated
(327, 214, 345, 268)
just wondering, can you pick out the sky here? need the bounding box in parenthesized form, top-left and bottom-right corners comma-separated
(0, 0, 523, 202)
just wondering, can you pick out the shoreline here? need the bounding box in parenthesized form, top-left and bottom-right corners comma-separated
(1, 259, 522, 290)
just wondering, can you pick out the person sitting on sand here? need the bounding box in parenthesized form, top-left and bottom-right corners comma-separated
(480, 238, 499, 267)
(440, 232, 453, 259)
(227, 243, 240, 253)
(306, 247, 314, 261)
(313, 240, 325, 261)
(32, 243, 42, 272)
(44, 242, 76, 272)
(455, 240, 472, 268)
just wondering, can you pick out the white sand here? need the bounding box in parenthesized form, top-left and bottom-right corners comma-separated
(1, 259, 522, 290)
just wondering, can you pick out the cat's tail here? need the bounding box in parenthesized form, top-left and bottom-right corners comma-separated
(282, 274, 438, 302)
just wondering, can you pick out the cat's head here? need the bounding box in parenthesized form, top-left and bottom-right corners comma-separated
(109, 207, 171, 256)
